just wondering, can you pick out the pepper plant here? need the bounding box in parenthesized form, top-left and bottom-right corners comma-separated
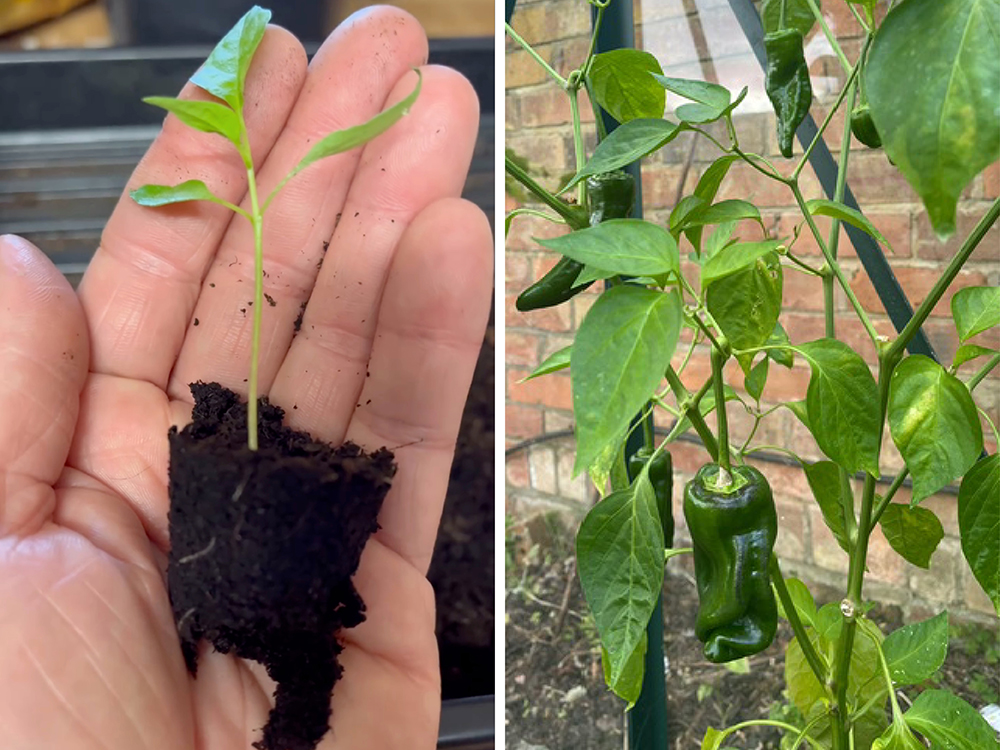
(130, 5, 420, 449)
(506, 0, 999, 747)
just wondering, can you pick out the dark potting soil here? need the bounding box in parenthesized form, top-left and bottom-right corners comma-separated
(167, 382, 395, 750)
(429, 324, 495, 699)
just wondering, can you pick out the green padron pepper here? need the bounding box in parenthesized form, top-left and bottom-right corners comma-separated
(764, 29, 812, 158)
(628, 446, 674, 546)
(515, 171, 635, 311)
(683, 463, 778, 663)
(850, 103, 882, 149)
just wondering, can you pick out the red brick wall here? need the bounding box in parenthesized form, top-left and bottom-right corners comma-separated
(505, 0, 1000, 618)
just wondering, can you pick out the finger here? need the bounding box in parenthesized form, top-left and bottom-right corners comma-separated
(345, 198, 493, 573)
(166, 7, 434, 403)
(264, 66, 481, 438)
(77, 27, 307, 388)
(0, 235, 88, 537)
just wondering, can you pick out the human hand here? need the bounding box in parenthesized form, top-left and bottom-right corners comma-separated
(0, 7, 492, 749)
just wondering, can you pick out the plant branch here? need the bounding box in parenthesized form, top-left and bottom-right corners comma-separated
(245, 162, 264, 451)
(803, 0, 852, 73)
(665, 366, 719, 460)
(888, 198, 1000, 359)
(711, 347, 732, 474)
(770, 556, 828, 684)
(505, 22, 567, 87)
(506, 155, 589, 229)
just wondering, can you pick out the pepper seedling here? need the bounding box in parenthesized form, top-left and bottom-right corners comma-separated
(131, 5, 420, 450)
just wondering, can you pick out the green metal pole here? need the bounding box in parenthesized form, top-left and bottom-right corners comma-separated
(594, 2, 669, 748)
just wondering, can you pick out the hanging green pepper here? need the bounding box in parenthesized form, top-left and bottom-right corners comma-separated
(515, 171, 635, 312)
(683, 463, 778, 663)
(628, 446, 674, 546)
(850, 103, 882, 149)
(764, 29, 812, 159)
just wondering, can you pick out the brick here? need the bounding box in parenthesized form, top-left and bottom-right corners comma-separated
(505, 291, 573, 333)
(541, 333, 575, 359)
(783, 270, 828, 312)
(556, 444, 591, 502)
(781, 312, 827, 346)
(850, 266, 987, 319)
(865, 524, 908, 586)
(510, 368, 574, 410)
(845, 152, 920, 205)
(908, 537, 960, 606)
(512, 0, 591, 45)
(717, 160, 793, 208)
(518, 85, 594, 128)
(507, 451, 530, 489)
(507, 402, 543, 440)
(506, 49, 550, 90)
(528, 444, 558, 494)
(506, 253, 532, 292)
(543, 408, 575, 433)
(774, 498, 807, 564)
(914, 205, 1000, 263)
(761, 361, 810, 403)
(642, 164, 693, 208)
(506, 131, 573, 186)
(808, 505, 850, 574)
(962, 566, 997, 616)
(984, 162, 1000, 199)
(571, 293, 597, 329)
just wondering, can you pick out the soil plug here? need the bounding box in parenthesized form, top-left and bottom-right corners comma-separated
(129, 7, 419, 749)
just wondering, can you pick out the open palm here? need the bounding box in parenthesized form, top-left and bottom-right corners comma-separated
(0, 8, 491, 749)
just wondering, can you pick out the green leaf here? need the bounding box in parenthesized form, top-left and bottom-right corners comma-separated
(803, 460, 854, 554)
(954, 344, 998, 369)
(786, 399, 810, 430)
(536, 219, 680, 277)
(589, 425, 628, 499)
(767, 321, 795, 368)
(706, 252, 783, 375)
(745, 357, 769, 402)
(520, 345, 571, 382)
(816, 601, 845, 644)
(904, 689, 1000, 749)
(686, 155, 740, 253)
(701, 239, 782, 286)
(675, 87, 748, 125)
(952, 286, 1000, 342)
(775, 577, 817, 627)
(879, 503, 945, 569)
(281, 72, 422, 187)
(872, 717, 927, 750)
(577, 473, 664, 689)
(799, 339, 882, 477)
(682, 199, 762, 230)
(130, 180, 235, 210)
(958, 454, 1000, 614)
(653, 75, 731, 110)
(669, 195, 707, 237)
(669, 385, 740, 441)
(888, 355, 983, 502)
(189, 5, 271, 111)
(702, 221, 738, 260)
(702, 727, 725, 750)
(572, 287, 683, 474)
(563, 119, 684, 192)
(882, 611, 949, 685)
(142, 96, 241, 146)
(588, 49, 666, 123)
(805, 199, 892, 251)
(761, 0, 820, 37)
(601, 631, 646, 708)
(865, 0, 1000, 238)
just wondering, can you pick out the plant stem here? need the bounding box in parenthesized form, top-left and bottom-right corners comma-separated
(969, 352, 1000, 390)
(246, 164, 264, 451)
(506, 155, 589, 229)
(770, 556, 827, 684)
(505, 22, 567, 87)
(887, 198, 1000, 360)
(784, 250, 824, 276)
(568, 85, 587, 206)
(711, 347, 731, 474)
(803, 0, 852, 73)
(790, 181, 880, 345)
(665, 366, 719, 460)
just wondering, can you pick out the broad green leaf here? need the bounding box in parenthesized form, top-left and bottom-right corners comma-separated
(520, 345, 571, 382)
(954, 344, 998, 369)
(775, 577, 817, 627)
(706, 252, 783, 375)
(189, 5, 271, 110)
(572, 287, 683, 474)
(589, 425, 628, 498)
(882, 611, 948, 685)
(280, 72, 422, 188)
(675, 87, 748, 125)
(601, 631, 646, 708)
(904, 689, 1000, 749)
(577, 474, 664, 688)
(767, 321, 795, 368)
(761, 0, 820, 37)
(872, 718, 927, 750)
(865, 0, 1000, 238)
(701, 727, 725, 750)
(652, 75, 731, 110)
(786, 399, 810, 430)
(131, 180, 235, 210)
(888, 355, 983, 502)
(536, 219, 680, 277)
(879, 503, 944, 569)
(686, 155, 740, 253)
(682, 199, 762, 230)
(803, 460, 854, 554)
(702, 221, 738, 260)
(588, 49, 666, 123)
(816, 602, 844, 643)
(701, 239, 782, 286)
(799, 339, 881, 476)
(958, 454, 1000, 614)
(745, 357, 769, 402)
(563, 119, 684, 192)
(669, 195, 707, 236)
(805, 199, 892, 251)
(142, 97, 241, 146)
(952, 286, 1000, 342)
